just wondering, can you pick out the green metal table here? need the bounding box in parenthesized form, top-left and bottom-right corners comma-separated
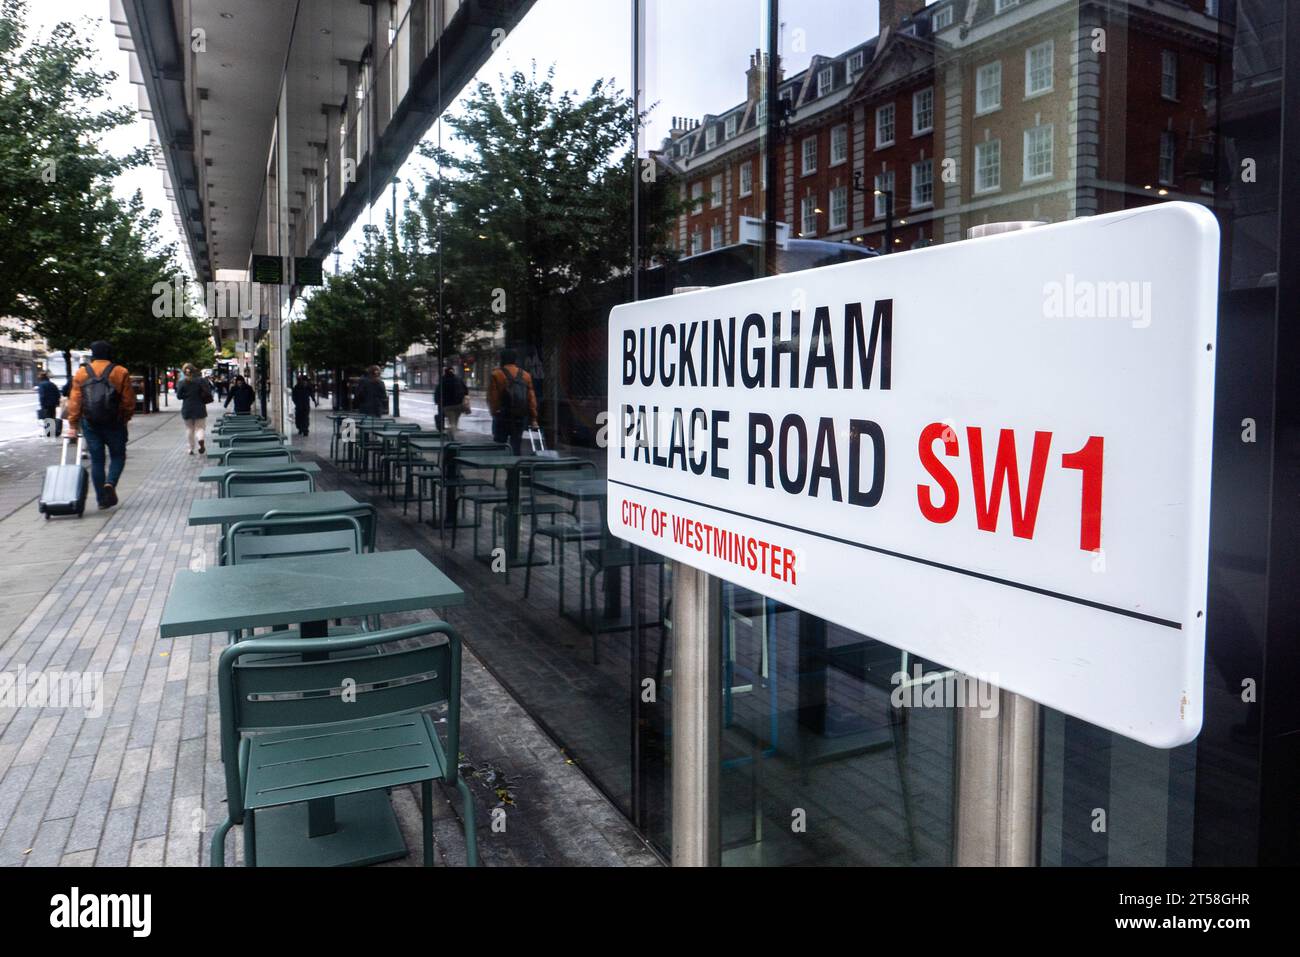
(159, 549, 464, 866)
(455, 452, 548, 567)
(187, 490, 357, 527)
(198, 461, 319, 483)
(206, 441, 287, 460)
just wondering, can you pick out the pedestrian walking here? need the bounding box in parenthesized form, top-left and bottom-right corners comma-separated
(435, 364, 468, 437)
(175, 363, 212, 454)
(291, 374, 316, 437)
(353, 365, 388, 417)
(65, 340, 135, 510)
(35, 370, 62, 437)
(487, 347, 539, 454)
(224, 375, 256, 415)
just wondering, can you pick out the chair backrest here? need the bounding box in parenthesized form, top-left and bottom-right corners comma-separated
(228, 433, 283, 447)
(526, 458, 597, 510)
(222, 447, 294, 466)
(217, 620, 462, 820)
(261, 502, 379, 552)
(221, 468, 315, 497)
(226, 514, 363, 565)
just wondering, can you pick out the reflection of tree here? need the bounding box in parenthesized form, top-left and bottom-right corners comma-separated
(414, 65, 682, 356)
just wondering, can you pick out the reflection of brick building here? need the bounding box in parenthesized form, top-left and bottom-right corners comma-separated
(659, 0, 1222, 256)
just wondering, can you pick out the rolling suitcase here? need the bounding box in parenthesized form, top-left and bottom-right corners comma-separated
(39, 436, 89, 519)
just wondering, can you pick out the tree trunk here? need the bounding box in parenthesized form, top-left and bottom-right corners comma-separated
(63, 349, 72, 382)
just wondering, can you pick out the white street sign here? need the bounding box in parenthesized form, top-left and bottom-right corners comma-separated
(607, 203, 1218, 747)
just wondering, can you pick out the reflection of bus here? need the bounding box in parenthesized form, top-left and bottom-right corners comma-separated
(556, 239, 880, 447)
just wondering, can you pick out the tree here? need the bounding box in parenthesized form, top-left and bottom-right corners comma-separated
(414, 64, 682, 356)
(0, 0, 147, 320)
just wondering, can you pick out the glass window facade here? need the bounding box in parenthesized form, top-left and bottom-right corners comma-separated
(350, 0, 1300, 867)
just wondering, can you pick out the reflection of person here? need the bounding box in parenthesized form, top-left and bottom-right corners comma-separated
(525, 347, 545, 409)
(65, 340, 136, 510)
(353, 365, 388, 416)
(175, 363, 212, 454)
(435, 365, 467, 437)
(36, 370, 62, 437)
(487, 348, 538, 454)
(292, 374, 315, 436)
(225, 375, 255, 414)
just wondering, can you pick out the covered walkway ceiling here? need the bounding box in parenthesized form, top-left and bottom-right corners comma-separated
(116, 0, 535, 284)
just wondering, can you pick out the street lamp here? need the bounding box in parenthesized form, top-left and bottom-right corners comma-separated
(852, 170, 894, 254)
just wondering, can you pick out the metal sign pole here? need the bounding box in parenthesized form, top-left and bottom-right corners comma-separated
(953, 220, 1045, 867)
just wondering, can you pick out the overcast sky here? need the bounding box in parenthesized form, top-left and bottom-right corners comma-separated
(19, 0, 894, 276)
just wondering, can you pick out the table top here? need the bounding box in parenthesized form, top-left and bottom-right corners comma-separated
(159, 549, 464, 638)
(406, 435, 447, 450)
(199, 461, 321, 482)
(531, 475, 607, 499)
(455, 452, 540, 470)
(187, 490, 358, 526)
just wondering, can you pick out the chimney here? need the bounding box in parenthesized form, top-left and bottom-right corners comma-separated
(879, 0, 925, 34)
(745, 49, 783, 103)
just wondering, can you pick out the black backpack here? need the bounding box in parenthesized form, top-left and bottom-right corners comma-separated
(503, 368, 529, 420)
(81, 363, 121, 429)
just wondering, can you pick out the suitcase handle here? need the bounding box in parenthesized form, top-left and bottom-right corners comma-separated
(60, 436, 85, 467)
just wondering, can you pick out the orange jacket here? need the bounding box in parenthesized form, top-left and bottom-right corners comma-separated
(487, 364, 539, 424)
(66, 359, 136, 428)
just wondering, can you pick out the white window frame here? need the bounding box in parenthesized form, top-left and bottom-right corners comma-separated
(1025, 41, 1054, 98)
(873, 171, 894, 219)
(976, 61, 1002, 115)
(705, 125, 717, 149)
(817, 67, 834, 97)
(802, 135, 817, 175)
(690, 181, 704, 212)
(912, 88, 934, 135)
(1203, 62, 1217, 107)
(1161, 50, 1178, 101)
(911, 158, 933, 208)
(995, 0, 1019, 12)
(1022, 124, 1054, 183)
(800, 194, 818, 236)
(876, 103, 895, 148)
(830, 124, 848, 166)
(755, 99, 767, 126)
(847, 51, 865, 81)
(725, 115, 738, 139)
(932, 5, 954, 30)
(829, 186, 848, 230)
(739, 161, 753, 197)
(710, 174, 723, 209)
(1159, 131, 1176, 185)
(974, 139, 1001, 194)
(690, 231, 702, 256)
(710, 224, 723, 250)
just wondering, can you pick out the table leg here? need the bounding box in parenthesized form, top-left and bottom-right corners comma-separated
(505, 466, 522, 562)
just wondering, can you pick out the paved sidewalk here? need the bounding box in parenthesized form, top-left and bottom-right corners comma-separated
(0, 408, 659, 867)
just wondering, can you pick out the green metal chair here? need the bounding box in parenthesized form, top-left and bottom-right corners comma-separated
(221, 447, 294, 466)
(221, 468, 315, 497)
(523, 460, 601, 605)
(209, 620, 478, 867)
(448, 442, 511, 549)
(262, 502, 379, 552)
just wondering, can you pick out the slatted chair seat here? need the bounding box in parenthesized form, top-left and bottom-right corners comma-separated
(221, 468, 315, 497)
(222, 448, 294, 466)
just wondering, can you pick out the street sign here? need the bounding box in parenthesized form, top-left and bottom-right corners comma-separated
(294, 256, 324, 286)
(251, 255, 283, 284)
(607, 202, 1219, 747)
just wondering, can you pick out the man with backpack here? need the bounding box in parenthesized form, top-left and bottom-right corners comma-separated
(65, 340, 136, 510)
(487, 347, 539, 454)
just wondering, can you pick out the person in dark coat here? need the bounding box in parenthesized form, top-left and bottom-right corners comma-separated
(353, 365, 388, 417)
(435, 365, 467, 437)
(224, 375, 256, 415)
(175, 363, 212, 454)
(291, 374, 316, 436)
(36, 370, 62, 437)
